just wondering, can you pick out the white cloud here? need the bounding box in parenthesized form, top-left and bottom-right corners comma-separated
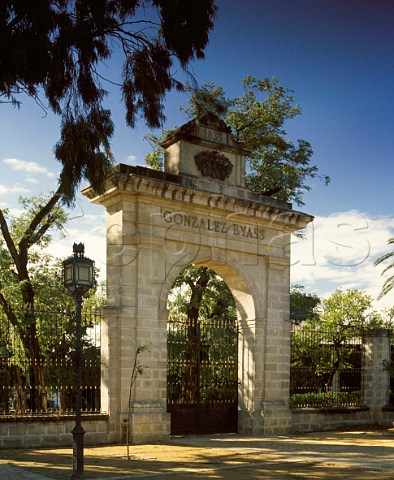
(126, 155, 146, 167)
(291, 210, 394, 309)
(25, 177, 40, 184)
(3, 158, 57, 179)
(0, 184, 30, 195)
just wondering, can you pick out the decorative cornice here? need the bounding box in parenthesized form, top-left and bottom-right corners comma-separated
(82, 165, 314, 232)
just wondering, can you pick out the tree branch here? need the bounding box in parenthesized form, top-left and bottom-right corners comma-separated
(0, 209, 20, 269)
(18, 188, 63, 253)
(0, 289, 26, 345)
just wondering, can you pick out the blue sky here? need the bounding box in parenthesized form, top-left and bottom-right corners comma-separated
(0, 0, 393, 309)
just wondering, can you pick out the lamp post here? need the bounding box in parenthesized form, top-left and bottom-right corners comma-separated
(63, 243, 95, 480)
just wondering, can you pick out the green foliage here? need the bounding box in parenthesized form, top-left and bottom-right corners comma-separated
(44, 314, 102, 412)
(0, 192, 104, 412)
(375, 237, 394, 300)
(55, 107, 114, 206)
(0, 193, 67, 306)
(13, 195, 67, 246)
(167, 265, 237, 404)
(223, 76, 330, 205)
(290, 285, 320, 325)
(290, 289, 387, 408)
(144, 132, 169, 171)
(318, 288, 383, 332)
(145, 76, 330, 205)
(290, 391, 361, 408)
(0, 305, 103, 413)
(180, 82, 229, 120)
(168, 265, 236, 324)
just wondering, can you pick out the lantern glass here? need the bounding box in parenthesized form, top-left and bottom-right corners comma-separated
(76, 262, 93, 286)
(64, 263, 73, 284)
(63, 246, 95, 294)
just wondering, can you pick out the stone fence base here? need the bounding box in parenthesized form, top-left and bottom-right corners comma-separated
(291, 407, 394, 433)
(1, 409, 394, 449)
(0, 414, 110, 449)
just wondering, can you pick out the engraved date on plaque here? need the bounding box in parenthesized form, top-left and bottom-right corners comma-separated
(201, 127, 225, 143)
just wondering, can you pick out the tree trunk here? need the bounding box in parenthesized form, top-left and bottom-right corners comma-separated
(0, 189, 63, 414)
(24, 311, 48, 413)
(183, 271, 211, 403)
(60, 386, 72, 414)
(13, 364, 27, 414)
(184, 316, 199, 403)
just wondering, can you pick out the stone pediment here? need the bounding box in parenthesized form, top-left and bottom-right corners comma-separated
(161, 112, 233, 142)
(160, 114, 249, 189)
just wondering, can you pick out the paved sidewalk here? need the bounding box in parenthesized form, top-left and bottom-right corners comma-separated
(1, 428, 394, 479)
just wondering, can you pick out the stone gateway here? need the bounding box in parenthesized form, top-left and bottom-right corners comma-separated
(83, 114, 313, 444)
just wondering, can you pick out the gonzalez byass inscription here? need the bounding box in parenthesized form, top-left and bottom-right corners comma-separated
(163, 211, 265, 240)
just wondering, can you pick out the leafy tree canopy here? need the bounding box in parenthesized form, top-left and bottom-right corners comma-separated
(1, 0, 218, 204)
(188, 77, 330, 205)
(0, 193, 67, 309)
(0, 191, 101, 357)
(290, 288, 387, 399)
(290, 285, 320, 325)
(168, 265, 236, 324)
(313, 288, 385, 333)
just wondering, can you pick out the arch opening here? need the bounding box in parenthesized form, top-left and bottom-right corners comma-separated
(166, 264, 241, 435)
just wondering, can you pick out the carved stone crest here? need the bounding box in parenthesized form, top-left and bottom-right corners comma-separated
(194, 150, 233, 181)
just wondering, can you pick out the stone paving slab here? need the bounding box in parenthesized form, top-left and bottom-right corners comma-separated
(1, 428, 394, 480)
(0, 463, 53, 480)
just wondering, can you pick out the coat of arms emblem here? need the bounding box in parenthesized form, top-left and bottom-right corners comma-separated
(194, 150, 233, 181)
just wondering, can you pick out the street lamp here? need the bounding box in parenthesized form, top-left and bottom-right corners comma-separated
(63, 243, 95, 480)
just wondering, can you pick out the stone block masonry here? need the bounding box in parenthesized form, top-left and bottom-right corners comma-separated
(82, 114, 313, 443)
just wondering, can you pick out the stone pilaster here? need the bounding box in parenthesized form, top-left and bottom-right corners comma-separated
(362, 328, 391, 423)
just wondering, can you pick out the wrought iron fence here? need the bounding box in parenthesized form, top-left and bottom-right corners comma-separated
(0, 306, 102, 415)
(290, 325, 363, 408)
(167, 315, 238, 435)
(167, 316, 238, 406)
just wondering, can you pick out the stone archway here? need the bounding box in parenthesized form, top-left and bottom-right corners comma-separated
(83, 114, 313, 443)
(162, 254, 257, 436)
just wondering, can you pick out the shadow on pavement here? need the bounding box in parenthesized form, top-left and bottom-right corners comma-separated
(0, 427, 393, 479)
